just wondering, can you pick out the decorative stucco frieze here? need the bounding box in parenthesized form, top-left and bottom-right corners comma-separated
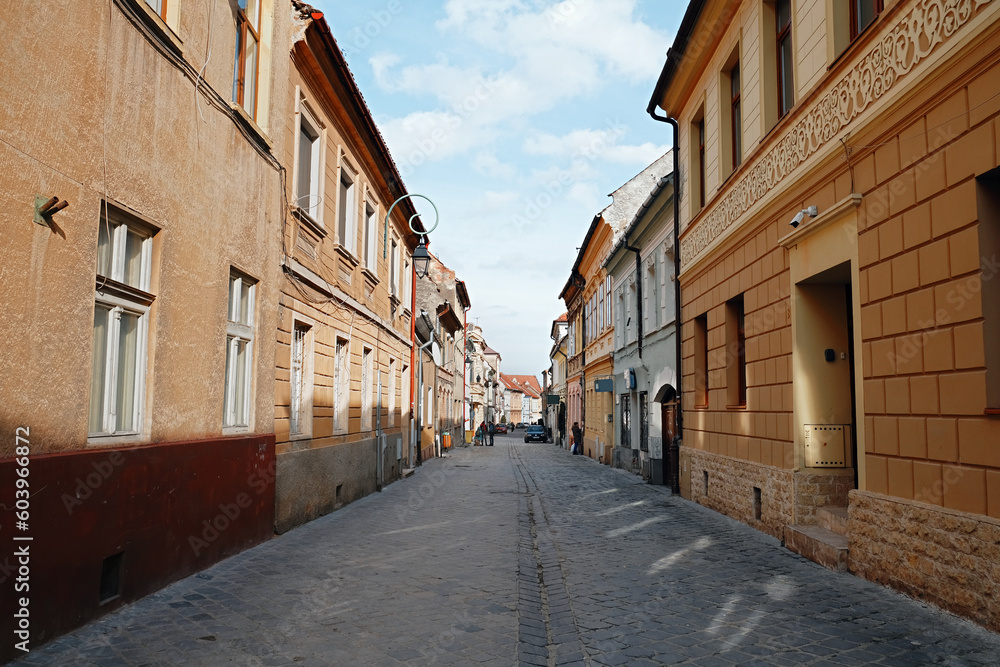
(680, 0, 994, 268)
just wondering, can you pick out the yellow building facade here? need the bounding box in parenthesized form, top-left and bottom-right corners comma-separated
(274, 8, 423, 532)
(562, 215, 616, 462)
(650, 0, 1000, 630)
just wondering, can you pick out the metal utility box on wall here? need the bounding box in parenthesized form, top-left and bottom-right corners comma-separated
(804, 425, 849, 467)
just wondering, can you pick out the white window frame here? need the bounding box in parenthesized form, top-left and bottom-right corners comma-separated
(628, 280, 638, 344)
(293, 91, 325, 223)
(645, 259, 656, 333)
(337, 157, 358, 255)
(90, 212, 155, 440)
(390, 237, 399, 297)
(143, 0, 165, 18)
(361, 346, 374, 431)
(425, 385, 432, 424)
(401, 364, 410, 422)
(388, 358, 397, 427)
(334, 335, 350, 434)
(289, 316, 315, 439)
(364, 194, 379, 271)
(224, 271, 256, 432)
(402, 258, 412, 310)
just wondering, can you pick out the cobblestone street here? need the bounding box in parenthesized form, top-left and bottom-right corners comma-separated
(14, 437, 1000, 666)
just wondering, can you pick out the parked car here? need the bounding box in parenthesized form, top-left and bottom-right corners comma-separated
(524, 425, 547, 443)
(495, 423, 508, 434)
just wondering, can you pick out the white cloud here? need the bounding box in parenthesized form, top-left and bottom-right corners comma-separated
(368, 52, 401, 82)
(378, 110, 499, 172)
(523, 128, 668, 168)
(369, 0, 671, 159)
(472, 151, 518, 179)
(604, 142, 671, 165)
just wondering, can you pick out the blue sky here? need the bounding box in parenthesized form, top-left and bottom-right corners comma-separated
(313, 0, 684, 375)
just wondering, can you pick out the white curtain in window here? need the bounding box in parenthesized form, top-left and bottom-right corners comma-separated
(90, 305, 110, 433)
(115, 311, 139, 432)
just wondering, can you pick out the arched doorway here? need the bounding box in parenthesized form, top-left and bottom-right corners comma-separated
(653, 384, 678, 488)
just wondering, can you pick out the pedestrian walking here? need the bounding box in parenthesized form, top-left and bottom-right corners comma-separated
(571, 422, 582, 455)
(488, 421, 495, 446)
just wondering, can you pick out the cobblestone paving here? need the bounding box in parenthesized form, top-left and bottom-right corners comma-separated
(12, 436, 1000, 666)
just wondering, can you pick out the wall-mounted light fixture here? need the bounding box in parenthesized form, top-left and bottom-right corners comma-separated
(383, 193, 439, 281)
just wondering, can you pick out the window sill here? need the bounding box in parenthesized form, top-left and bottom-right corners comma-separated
(726, 404, 748, 410)
(115, 0, 183, 58)
(87, 432, 145, 447)
(96, 277, 155, 306)
(335, 245, 360, 268)
(293, 206, 327, 238)
(362, 266, 379, 285)
(229, 102, 273, 151)
(222, 425, 251, 436)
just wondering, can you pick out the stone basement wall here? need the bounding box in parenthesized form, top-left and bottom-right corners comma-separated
(849, 490, 1000, 632)
(687, 448, 794, 540)
(793, 469, 855, 524)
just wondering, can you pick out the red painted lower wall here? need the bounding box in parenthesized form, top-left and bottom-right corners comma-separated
(0, 434, 275, 662)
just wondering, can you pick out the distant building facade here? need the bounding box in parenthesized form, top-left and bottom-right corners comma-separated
(605, 174, 677, 484)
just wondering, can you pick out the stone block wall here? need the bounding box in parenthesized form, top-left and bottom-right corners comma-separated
(793, 469, 856, 524)
(686, 448, 794, 539)
(849, 489, 1000, 632)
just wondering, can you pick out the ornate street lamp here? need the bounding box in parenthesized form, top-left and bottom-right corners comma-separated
(412, 238, 431, 279)
(383, 193, 439, 279)
(383, 193, 439, 466)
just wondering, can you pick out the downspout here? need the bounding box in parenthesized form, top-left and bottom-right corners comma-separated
(462, 316, 468, 442)
(553, 347, 569, 446)
(624, 242, 644, 360)
(408, 262, 417, 468)
(648, 107, 682, 495)
(416, 335, 434, 466)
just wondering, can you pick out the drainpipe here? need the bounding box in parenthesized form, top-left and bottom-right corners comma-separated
(647, 108, 682, 495)
(409, 262, 417, 469)
(462, 316, 468, 442)
(416, 335, 434, 466)
(624, 242, 644, 360)
(552, 347, 569, 446)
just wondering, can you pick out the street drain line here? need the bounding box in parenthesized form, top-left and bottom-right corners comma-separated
(512, 445, 588, 666)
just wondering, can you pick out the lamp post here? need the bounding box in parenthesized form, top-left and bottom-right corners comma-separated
(385, 193, 440, 468)
(463, 353, 473, 440)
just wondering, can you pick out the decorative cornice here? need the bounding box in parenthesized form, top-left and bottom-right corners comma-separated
(680, 0, 994, 269)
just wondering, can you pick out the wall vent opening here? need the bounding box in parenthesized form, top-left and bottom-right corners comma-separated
(703, 470, 709, 496)
(100, 552, 124, 605)
(753, 487, 762, 521)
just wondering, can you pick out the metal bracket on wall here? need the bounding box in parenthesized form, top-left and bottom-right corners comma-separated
(34, 194, 69, 227)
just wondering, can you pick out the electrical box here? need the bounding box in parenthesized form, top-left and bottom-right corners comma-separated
(804, 425, 849, 467)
